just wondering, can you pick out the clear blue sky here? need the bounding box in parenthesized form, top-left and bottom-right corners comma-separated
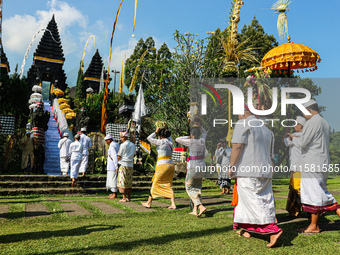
(2, 0, 340, 130)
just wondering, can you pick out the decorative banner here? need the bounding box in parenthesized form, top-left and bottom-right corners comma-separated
(132, 0, 137, 37)
(19, 28, 61, 79)
(139, 140, 150, 154)
(101, 0, 124, 133)
(81, 35, 96, 71)
(99, 64, 105, 93)
(119, 54, 125, 93)
(129, 48, 155, 93)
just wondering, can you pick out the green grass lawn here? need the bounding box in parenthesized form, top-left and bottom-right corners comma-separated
(0, 178, 340, 254)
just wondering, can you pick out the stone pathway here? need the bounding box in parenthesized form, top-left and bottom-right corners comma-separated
(60, 203, 92, 216)
(176, 196, 231, 206)
(0, 204, 9, 219)
(90, 202, 125, 214)
(123, 202, 156, 212)
(25, 204, 51, 218)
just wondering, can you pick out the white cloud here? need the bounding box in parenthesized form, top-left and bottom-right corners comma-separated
(3, 0, 87, 56)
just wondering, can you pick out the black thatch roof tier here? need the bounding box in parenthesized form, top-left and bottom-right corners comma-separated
(0, 47, 10, 74)
(34, 15, 65, 62)
(84, 50, 104, 80)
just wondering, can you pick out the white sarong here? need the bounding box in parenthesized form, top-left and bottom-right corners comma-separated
(234, 177, 276, 225)
(79, 155, 88, 173)
(300, 171, 337, 206)
(70, 160, 81, 179)
(106, 171, 118, 193)
(60, 157, 69, 174)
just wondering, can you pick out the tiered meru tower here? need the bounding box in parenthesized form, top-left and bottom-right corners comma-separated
(27, 15, 67, 91)
(83, 49, 105, 94)
(0, 47, 10, 78)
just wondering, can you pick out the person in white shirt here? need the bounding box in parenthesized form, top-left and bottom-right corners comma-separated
(79, 127, 92, 177)
(117, 132, 136, 202)
(229, 104, 282, 248)
(69, 134, 83, 187)
(283, 116, 306, 217)
(105, 135, 120, 199)
(58, 133, 72, 176)
(288, 100, 340, 233)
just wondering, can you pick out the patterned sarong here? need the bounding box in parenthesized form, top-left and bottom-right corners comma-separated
(185, 172, 203, 206)
(117, 165, 133, 193)
(302, 202, 340, 214)
(151, 164, 175, 199)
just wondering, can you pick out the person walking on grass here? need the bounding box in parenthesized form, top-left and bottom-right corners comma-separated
(141, 124, 176, 209)
(105, 135, 120, 199)
(288, 100, 340, 233)
(229, 104, 282, 248)
(117, 132, 136, 202)
(69, 134, 83, 187)
(176, 124, 207, 217)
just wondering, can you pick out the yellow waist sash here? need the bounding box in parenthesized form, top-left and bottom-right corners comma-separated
(157, 156, 171, 161)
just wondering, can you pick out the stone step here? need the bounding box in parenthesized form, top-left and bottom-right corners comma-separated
(60, 203, 92, 216)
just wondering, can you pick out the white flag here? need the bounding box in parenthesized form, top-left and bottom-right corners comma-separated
(132, 84, 147, 124)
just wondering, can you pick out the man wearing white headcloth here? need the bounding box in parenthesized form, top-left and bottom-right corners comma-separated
(69, 134, 83, 187)
(288, 100, 340, 233)
(105, 135, 120, 199)
(229, 104, 282, 248)
(79, 127, 92, 177)
(58, 133, 72, 176)
(117, 132, 136, 202)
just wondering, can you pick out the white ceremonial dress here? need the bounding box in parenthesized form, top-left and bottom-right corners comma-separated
(79, 134, 92, 173)
(106, 141, 120, 193)
(58, 137, 72, 174)
(292, 114, 337, 206)
(231, 115, 276, 225)
(69, 141, 83, 179)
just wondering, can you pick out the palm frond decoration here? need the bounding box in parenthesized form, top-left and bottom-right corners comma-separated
(220, 35, 259, 76)
(272, 0, 292, 40)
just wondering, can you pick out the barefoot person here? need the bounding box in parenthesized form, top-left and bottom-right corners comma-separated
(230, 104, 282, 248)
(117, 132, 136, 202)
(69, 134, 83, 187)
(176, 124, 207, 217)
(79, 127, 92, 177)
(105, 135, 120, 199)
(283, 116, 306, 218)
(142, 124, 176, 209)
(288, 100, 340, 233)
(58, 132, 72, 176)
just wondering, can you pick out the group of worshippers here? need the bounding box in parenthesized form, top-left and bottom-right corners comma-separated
(228, 100, 340, 247)
(57, 128, 92, 186)
(104, 132, 136, 202)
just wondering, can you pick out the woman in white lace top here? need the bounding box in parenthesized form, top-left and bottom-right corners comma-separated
(176, 125, 207, 217)
(141, 127, 176, 209)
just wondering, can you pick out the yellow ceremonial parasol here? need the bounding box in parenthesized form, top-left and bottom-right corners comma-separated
(58, 98, 68, 104)
(261, 36, 321, 75)
(62, 108, 73, 114)
(66, 112, 77, 119)
(59, 103, 70, 110)
(53, 88, 65, 96)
